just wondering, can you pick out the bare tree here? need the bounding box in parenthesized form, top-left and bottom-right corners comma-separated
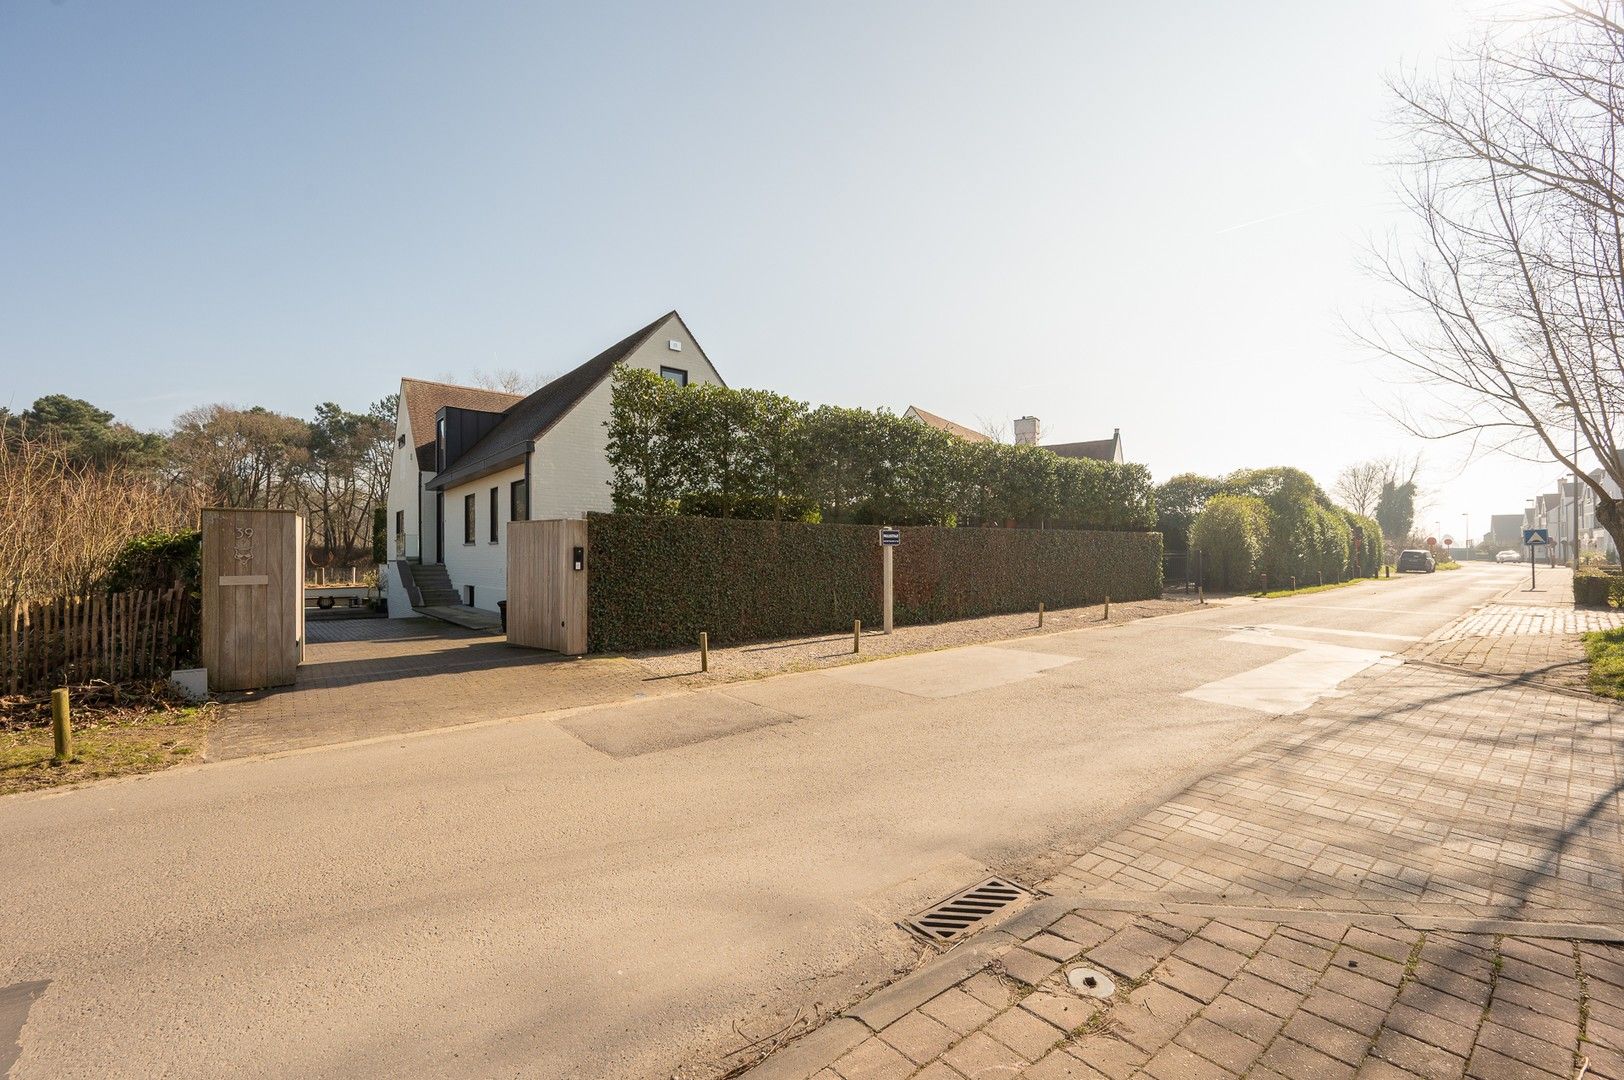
(1364, 2, 1624, 555)
(976, 415, 1010, 443)
(1333, 460, 1387, 515)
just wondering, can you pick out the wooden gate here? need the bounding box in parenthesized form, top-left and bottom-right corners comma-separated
(506, 519, 587, 655)
(201, 508, 304, 691)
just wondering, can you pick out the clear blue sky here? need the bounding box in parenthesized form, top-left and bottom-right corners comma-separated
(0, 0, 1558, 541)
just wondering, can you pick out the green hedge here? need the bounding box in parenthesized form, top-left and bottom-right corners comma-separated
(586, 513, 1163, 651)
(1575, 570, 1624, 608)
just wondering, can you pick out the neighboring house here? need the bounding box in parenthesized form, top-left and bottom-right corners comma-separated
(1486, 513, 1524, 550)
(1044, 428, 1124, 464)
(385, 310, 725, 618)
(903, 406, 990, 443)
(902, 407, 1125, 463)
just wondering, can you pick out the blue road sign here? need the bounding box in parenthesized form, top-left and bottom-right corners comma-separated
(1524, 528, 1550, 546)
(879, 527, 901, 546)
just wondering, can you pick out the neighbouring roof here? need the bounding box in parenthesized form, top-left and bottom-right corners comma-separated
(426, 310, 699, 491)
(905, 406, 990, 443)
(1045, 429, 1122, 463)
(400, 379, 525, 472)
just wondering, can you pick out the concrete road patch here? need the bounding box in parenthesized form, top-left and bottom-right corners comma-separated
(0, 980, 47, 1077)
(558, 692, 791, 758)
(1182, 629, 1393, 715)
(823, 645, 1078, 698)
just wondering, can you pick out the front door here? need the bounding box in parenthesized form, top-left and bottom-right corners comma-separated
(435, 491, 444, 563)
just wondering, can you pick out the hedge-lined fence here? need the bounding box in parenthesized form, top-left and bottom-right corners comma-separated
(585, 513, 1162, 652)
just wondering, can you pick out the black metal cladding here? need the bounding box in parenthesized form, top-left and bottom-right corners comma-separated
(438, 406, 508, 472)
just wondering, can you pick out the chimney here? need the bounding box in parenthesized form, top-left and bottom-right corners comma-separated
(1014, 416, 1040, 446)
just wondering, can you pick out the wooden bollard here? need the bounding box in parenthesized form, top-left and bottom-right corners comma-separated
(1038, 601, 1044, 627)
(1198, 584, 1205, 605)
(1317, 571, 1324, 587)
(699, 631, 709, 673)
(1290, 576, 1296, 591)
(853, 619, 861, 653)
(1103, 596, 1110, 620)
(51, 688, 72, 764)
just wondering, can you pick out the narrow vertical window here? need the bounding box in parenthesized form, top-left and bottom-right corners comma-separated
(489, 487, 499, 542)
(464, 492, 475, 544)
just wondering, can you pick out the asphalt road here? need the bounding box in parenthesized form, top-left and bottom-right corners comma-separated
(0, 564, 1519, 1079)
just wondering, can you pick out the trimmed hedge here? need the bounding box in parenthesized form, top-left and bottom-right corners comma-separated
(1575, 569, 1624, 608)
(586, 513, 1163, 652)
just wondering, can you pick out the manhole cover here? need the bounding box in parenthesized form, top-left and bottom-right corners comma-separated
(1066, 967, 1115, 998)
(903, 877, 1030, 945)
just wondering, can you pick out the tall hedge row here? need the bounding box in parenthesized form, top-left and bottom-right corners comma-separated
(586, 513, 1163, 652)
(605, 368, 1156, 530)
(1184, 467, 1385, 589)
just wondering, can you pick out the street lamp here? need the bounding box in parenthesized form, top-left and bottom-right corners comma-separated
(1557, 399, 1581, 567)
(1462, 513, 1470, 559)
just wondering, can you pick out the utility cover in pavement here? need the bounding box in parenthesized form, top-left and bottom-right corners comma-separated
(1066, 967, 1115, 998)
(903, 877, 1029, 945)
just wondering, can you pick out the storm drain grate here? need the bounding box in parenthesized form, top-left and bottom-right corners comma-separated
(904, 877, 1030, 945)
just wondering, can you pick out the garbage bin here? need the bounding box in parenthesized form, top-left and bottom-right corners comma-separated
(498, 600, 507, 633)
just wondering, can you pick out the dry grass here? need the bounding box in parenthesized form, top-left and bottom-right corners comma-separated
(0, 680, 215, 795)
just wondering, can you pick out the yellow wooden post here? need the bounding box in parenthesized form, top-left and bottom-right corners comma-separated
(1103, 596, 1110, 620)
(699, 631, 709, 673)
(853, 619, 861, 653)
(51, 688, 72, 764)
(1038, 601, 1044, 627)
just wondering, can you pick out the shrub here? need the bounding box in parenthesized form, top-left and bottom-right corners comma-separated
(103, 529, 201, 595)
(1190, 494, 1270, 590)
(1575, 569, 1624, 607)
(585, 513, 1162, 651)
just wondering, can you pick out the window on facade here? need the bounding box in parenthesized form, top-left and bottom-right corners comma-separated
(437, 416, 446, 471)
(489, 487, 499, 543)
(511, 479, 528, 523)
(659, 366, 688, 386)
(463, 492, 475, 544)
(395, 510, 404, 535)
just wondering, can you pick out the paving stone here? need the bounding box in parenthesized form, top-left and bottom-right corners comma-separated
(1174, 1017, 1265, 1074)
(1068, 1033, 1149, 1080)
(1381, 1002, 1477, 1059)
(1086, 925, 1178, 982)
(942, 1030, 1028, 1077)
(1301, 988, 1390, 1038)
(1018, 1048, 1106, 1080)
(1473, 1021, 1575, 1076)
(1001, 948, 1062, 988)
(986, 1005, 1067, 1061)
(831, 1035, 915, 1080)
(1025, 933, 1085, 963)
(1141, 1042, 1235, 1080)
(1320, 967, 1402, 1011)
(878, 1010, 958, 1066)
(909, 1064, 963, 1080)
(1174, 936, 1250, 980)
(1202, 921, 1268, 956)
(1202, 992, 1288, 1045)
(1372, 1027, 1468, 1079)
(1108, 999, 1188, 1056)
(1224, 971, 1304, 1018)
(1393, 982, 1486, 1031)
(1049, 914, 1117, 951)
(1257, 1033, 1360, 1080)
(1281, 1009, 1376, 1066)
(1158, 956, 1229, 1004)
(1020, 990, 1098, 1034)
(961, 970, 1015, 1009)
(1258, 932, 1334, 971)
(1465, 1042, 1564, 1080)
(1246, 950, 1323, 994)
(920, 987, 998, 1035)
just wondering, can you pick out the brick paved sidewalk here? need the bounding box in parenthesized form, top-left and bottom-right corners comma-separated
(739, 616, 1624, 1079)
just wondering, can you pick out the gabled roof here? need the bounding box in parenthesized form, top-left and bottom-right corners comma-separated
(904, 406, 990, 443)
(400, 379, 524, 472)
(1045, 429, 1122, 463)
(427, 310, 701, 491)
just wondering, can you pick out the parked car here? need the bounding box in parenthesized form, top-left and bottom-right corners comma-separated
(1495, 549, 1522, 564)
(1396, 549, 1437, 573)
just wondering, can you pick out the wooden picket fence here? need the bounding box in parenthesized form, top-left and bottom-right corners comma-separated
(3, 587, 197, 697)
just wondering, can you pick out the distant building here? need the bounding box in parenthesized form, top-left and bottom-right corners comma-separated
(902, 406, 990, 443)
(1486, 514, 1523, 550)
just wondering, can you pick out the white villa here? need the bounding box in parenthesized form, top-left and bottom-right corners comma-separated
(384, 310, 725, 619)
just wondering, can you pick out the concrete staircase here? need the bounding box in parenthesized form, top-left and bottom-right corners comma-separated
(397, 561, 461, 608)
